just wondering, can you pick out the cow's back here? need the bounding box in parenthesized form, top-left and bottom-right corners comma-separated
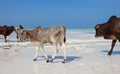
(108, 16, 120, 33)
(0, 26, 5, 34)
(37, 25, 66, 44)
(113, 18, 120, 33)
(6, 26, 15, 36)
(0, 26, 7, 35)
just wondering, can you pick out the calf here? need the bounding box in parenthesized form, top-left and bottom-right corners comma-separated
(15, 25, 24, 42)
(94, 15, 120, 55)
(20, 25, 66, 63)
(0, 25, 15, 42)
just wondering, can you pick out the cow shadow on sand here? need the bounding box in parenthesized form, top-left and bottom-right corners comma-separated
(38, 55, 81, 63)
(101, 50, 120, 55)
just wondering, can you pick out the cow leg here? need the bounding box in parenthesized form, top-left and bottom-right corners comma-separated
(4, 36, 7, 43)
(16, 35, 19, 42)
(108, 40, 117, 55)
(40, 46, 49, 63)
(33, 46, 40, 61)
(17, 33, 20, 42)
(18, 33, 21, 42)
(62, 43, 67, 63)
(19, 34, 22, 42)
(50, 44, 60, 62)
(15, 30, 19, 42)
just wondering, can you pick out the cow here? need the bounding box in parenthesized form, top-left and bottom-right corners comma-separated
(94, 15, 120, 55)
(15, 25, 24, 42)
(0, 25, 15, 42)
(20, 25, 66, 63)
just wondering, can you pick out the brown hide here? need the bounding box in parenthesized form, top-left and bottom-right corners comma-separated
(94, 15, 120, 40)
(94, 15, 120, 55)
(0, 25, 15, 42)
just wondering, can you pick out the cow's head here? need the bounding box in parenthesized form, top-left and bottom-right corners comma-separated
(20, 30, 30, 41)
(19, 25, 24, 29)
(94, 24, 104, 37)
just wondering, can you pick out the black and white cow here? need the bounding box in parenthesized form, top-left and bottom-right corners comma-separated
(15, 25, 24, 42)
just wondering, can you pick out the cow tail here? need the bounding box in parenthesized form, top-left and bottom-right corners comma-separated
(64, 36, 66, 43)
(63, 25, 66, 43)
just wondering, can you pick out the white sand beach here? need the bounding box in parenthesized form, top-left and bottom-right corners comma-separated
(0, 29, 120, 74)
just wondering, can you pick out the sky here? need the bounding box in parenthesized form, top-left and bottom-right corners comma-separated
(0, 0, 120, 29)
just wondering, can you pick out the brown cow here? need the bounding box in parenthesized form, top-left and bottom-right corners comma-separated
(20, 25, 66, 63)
(94, 15, 120, 55)
(0, 25, 15, 42)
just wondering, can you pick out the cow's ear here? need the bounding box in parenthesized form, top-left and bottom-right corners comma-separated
(95, 25, 100, 29)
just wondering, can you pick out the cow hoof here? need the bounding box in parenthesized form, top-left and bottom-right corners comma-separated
(107, 53, 112, 56)
(62, 59, 67, 63)
(107, 52, 112, 55)
(62, 61, 65, 63)
(62, 60, 66, 63)
(46, 59, 49, 63)
(50, 58, 54, 62)
(33, 59, 37, 61)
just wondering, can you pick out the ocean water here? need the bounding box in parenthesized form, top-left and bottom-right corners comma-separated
(66, 29, 101, 42)
(66, 29, 96, 42)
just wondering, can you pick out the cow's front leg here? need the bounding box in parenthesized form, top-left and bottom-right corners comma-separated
(40, 46, 49, 63)
(108, 40, 117, 55)
(33, 46, 40, 61)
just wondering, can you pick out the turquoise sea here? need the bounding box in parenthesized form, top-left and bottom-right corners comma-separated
(67, 29, 95, 41)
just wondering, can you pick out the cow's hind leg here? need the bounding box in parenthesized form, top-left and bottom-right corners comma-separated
(16, 33, 19, 42)
(4, 36, 7, 43)
(33, 46, 40, 61)
(62, 43, 66, 63)
(108, 40, 117, 55)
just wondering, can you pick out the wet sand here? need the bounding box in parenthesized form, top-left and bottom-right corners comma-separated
(0, 41, 120, 74)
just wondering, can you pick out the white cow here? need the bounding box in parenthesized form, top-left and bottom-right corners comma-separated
(20, 25, 66, 63)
